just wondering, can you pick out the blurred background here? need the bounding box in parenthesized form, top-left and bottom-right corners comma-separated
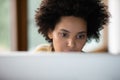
(0, 0, 116, 53)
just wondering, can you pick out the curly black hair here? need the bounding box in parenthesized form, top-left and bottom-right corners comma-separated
(35, 0, 109, 43)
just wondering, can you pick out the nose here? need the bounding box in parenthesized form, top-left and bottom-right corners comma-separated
(67, 39, 75, 48)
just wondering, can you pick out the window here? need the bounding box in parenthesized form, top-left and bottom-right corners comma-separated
(0, 0, 11, 51)
(27, 0, 48, 51)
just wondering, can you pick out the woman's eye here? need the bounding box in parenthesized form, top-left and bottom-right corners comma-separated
(77, 34, 85, 39)
(59, 32, 68, 38)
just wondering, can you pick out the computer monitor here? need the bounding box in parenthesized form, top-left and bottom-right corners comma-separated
(0, 52, 120, 80)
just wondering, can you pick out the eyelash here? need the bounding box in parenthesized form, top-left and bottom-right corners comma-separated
(76, 34, 85, 39)
(59, 32, 68, 38)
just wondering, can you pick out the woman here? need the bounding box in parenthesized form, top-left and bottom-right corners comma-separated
(34, 0, 109, 52)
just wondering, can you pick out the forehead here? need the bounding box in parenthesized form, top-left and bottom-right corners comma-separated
(54, 16, 87, 32)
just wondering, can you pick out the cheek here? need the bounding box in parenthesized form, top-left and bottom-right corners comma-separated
(52, 35, 66, 51)
(76, 39, 87, 49)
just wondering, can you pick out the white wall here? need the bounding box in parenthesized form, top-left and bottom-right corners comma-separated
(108, 0, 120, 54)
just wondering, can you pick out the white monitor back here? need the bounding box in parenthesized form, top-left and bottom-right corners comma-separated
(0, 52, 120, 80)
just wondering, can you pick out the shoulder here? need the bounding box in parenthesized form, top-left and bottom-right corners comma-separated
(34, 44, 52, 52)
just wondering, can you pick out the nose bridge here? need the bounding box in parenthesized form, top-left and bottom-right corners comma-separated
(67, 38, 75, 48)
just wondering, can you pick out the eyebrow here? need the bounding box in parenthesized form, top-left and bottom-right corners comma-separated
(60, 29, 70, 33)
(60, 29, 87, 34)
(78, 31, 87, 34)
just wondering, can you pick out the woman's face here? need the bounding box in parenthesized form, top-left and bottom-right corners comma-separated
(48, 16, 87, 52)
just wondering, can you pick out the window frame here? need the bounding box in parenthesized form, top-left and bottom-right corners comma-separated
(11, 0, 28, 51)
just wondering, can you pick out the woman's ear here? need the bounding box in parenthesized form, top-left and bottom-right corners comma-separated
(48, 29, 53, 39)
